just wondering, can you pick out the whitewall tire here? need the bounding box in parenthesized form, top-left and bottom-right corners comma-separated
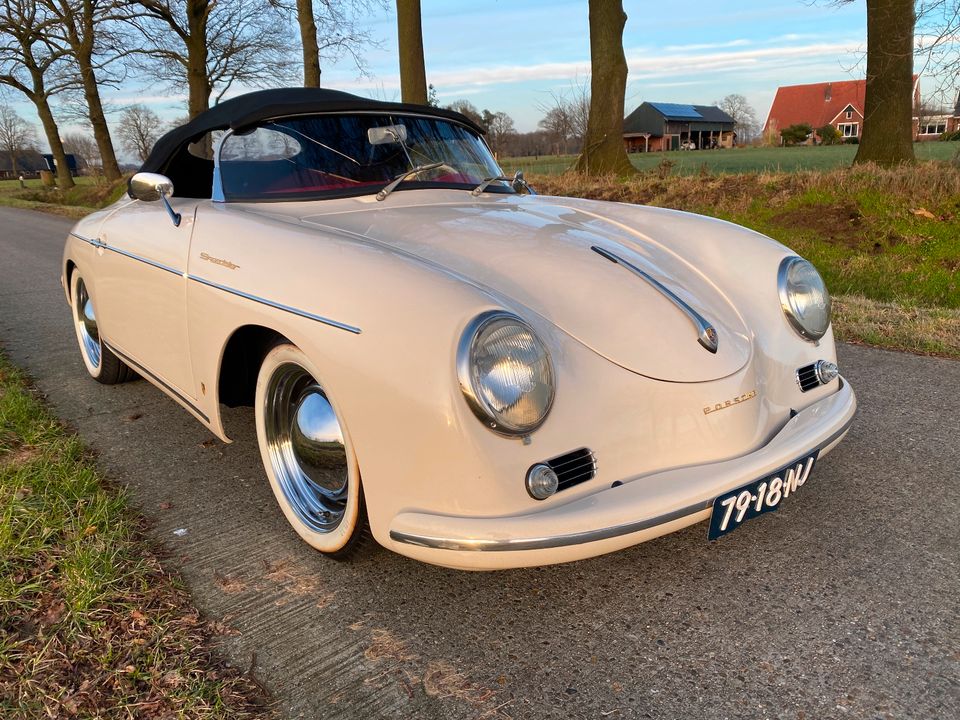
(70, 271, 135, 385)
(254, 342, 368, 558)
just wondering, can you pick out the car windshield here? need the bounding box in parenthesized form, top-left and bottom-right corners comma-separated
(217, 113, 506, 201)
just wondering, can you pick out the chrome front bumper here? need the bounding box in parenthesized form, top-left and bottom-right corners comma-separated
(387, 378, 857, 570)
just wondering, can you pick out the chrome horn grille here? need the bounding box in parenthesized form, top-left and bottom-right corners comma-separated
(545, 448, 597, 492)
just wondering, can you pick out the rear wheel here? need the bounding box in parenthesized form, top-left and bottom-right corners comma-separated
(254, 343, 368, 559)
(70, 272, 135, 385)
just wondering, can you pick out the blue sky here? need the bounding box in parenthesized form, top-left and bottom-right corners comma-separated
(26, 0, 873, 153)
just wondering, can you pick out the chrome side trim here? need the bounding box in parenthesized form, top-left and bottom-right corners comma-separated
(70, 231, 104, 248)
(106, 245, 183, 276)
(70, 231, 182, 276)
(390, 401, 856, 553)
(69, 231, 361, 335)
(591, 245, 719, 354)
(389, 501, 712, 552)
(103, 340, 210, 423)
(189, 275, 362, 335)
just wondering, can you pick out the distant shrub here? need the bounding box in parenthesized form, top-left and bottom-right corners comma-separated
(655, 158, 675, 179)
(817, 124, 842, 145)
(940, 129, 960, 142)
(780, 123, 813, 146)
(845, 136, 860, 144)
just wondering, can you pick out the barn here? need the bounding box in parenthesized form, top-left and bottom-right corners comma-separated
(623, 102, 737, 152)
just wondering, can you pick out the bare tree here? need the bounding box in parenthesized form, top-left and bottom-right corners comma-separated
(915, 0, 960, 107)
(0, 103, 37, 174)
(128, 0, 294, 118)
(41, 0, 126, 180)
(396, 0, 426, 104)
(715, 94, 759, 144)
(538, 106, 574, 154)
(284, 0, 385, 87)
(0, 0, 76, 187)
(575, 0, 635, 175)
(445, 99, 485, 128)
(834, 0, 916, 164)
(856, 0, 916, 165)
(117, 103, 162, 162)
(62, 131, 100, 171)
(537, 82, 591, 154)
(485, 111, 515, 157)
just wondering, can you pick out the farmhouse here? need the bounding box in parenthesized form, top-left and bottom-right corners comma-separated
(917, 90, 960, 139)
(763, 77, 958, 142)
(623, 102, 736, 152)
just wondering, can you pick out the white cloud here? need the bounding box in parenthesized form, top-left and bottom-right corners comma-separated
(663, 39, 752, 52)
(341, 39, 864, 92)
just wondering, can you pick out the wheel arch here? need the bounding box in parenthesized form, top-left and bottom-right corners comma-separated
(216, 324, 291, 411)
(64, 259, 77, 304)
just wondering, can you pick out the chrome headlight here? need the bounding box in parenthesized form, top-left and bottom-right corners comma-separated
(457, 311, 555, 435)
(778, 257, 831, 341)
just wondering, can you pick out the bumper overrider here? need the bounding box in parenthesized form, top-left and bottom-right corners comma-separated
(388, 378, 857, 570)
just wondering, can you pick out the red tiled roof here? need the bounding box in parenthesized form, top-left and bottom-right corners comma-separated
(764, 79, 866, 133)
(764, 77, 921, 133)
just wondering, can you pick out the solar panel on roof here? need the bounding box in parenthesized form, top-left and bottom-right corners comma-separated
(648, 102, 703, 119)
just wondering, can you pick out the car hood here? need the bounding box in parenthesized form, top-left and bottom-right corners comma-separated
(281, 196, 751, 382)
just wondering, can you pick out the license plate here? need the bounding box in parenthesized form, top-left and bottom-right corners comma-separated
(708, 451, 819, 540)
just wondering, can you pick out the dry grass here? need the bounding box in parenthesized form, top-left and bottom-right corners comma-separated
(832, 294, 960, 358)
(0, 352, 272, 719)
(529, 161, 960, 215)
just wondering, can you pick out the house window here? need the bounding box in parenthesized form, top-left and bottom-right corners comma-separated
(838, 123, 859, 137)
(845, 109, 853, 119)
(920, 120, 947, 135)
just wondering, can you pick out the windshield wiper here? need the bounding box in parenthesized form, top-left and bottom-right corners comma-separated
(471, 170, 536, 197)
(376, 162, 445, 202)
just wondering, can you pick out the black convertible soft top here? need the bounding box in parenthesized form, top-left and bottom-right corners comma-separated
(139, 87, 486, 175)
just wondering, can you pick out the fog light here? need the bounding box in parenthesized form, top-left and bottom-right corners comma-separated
(526, 463, 558, 500)
(815, 360, 839, 385)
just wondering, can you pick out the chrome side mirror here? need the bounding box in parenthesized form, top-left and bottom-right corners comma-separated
(129, 172, 181, 227)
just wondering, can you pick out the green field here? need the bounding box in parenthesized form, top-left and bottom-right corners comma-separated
(504, 142, 960, 176)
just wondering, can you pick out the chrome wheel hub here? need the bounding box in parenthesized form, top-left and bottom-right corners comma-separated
(75, 278, 101, 369)
(265, 364, 348, 533)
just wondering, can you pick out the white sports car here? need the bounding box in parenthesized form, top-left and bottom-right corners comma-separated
(62, 88, 856, 570)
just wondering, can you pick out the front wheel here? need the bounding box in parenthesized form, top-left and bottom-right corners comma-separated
(70, 271, 135, 385)
(254, 343, 368, 559)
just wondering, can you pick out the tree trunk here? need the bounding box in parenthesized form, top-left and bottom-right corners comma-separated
(575, 0, 635, 176)
(297, 0, 321, 87)
(186, 0, 211, 118)
(854, 0, 916, 166)
(34, 94, 74, 189)
(396, 0, 427, 104)
(77, 50, 121, 180)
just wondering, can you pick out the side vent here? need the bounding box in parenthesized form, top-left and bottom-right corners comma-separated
(546, 448, 597, 491)
(796, 363, 821, 392)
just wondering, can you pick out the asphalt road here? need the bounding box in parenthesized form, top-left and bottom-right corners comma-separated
(1, 205, 958, 720)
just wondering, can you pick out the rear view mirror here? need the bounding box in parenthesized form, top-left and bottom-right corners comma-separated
(128, 172, 181, 228)
(367, 125, 407, 145)
(129, 172, 174, 202)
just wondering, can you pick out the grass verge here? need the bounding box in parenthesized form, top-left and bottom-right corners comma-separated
(0, 351, 271, 718)
(529, 162, 960, 359)
(0, 176, 127, 219)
